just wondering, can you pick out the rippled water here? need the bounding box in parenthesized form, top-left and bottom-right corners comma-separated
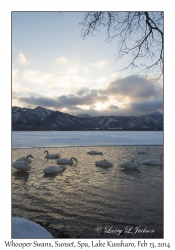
(12, 145, 163, 238)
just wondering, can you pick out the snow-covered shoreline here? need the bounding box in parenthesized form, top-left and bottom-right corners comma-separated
(12, 131, 163, 148)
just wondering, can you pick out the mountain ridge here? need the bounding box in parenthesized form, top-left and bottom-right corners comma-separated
(12, 106, 163, 131)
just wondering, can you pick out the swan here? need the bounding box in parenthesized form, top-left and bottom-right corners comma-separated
(43, 165, 66, 174)
(44, 150, 60, 159)
(142, 154, 163, 166)
(16, 156, 32, 164)
(138, 147, 150, 154)
(95, 159, 113, 167)
(119, 158, 142, 170)
(12, 154, 34, 171)
(56, 157, 78, 165)
(87, 150, 103, 155)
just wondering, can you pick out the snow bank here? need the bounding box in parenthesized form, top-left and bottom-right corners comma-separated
(12, 131, 163, 148)
(12, 217, 53, 239)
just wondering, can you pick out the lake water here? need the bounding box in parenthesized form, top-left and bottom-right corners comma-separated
(12, 131, 163, 239)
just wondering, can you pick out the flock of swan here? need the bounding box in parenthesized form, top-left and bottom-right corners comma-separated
(12, 150, 79, 174)
(119, 147, 163, 169)
(12, 147, 163, 173)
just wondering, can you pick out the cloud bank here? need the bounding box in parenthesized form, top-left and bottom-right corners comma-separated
(12, 74, 163, 117)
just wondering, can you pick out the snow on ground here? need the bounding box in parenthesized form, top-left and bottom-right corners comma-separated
(12, 217, 53, 239)
(12, 131, 163, 148)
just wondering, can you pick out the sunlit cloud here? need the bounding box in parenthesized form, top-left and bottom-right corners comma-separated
(67, 64, 80, 75)
(96, 77, 108, 85)
(12, 67, 19, 80)
(55, 56, 68, 66)
(83, 67, 89, 72)
(18, 52, 29, 65)
(12, 69, 163, 117)
(22, 70, 51, 85)
(12, 82, 21, 94)
(91, 60, 107, 69)
(48, 75, 88, 90)
(77, 105, 90, 110)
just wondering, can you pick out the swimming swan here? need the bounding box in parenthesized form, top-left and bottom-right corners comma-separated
(87, 150, 103, 155)
(56, 157, 78, 165)
(43, 165, 66, 174)
(142, 154, 163, 166)
(119, 158, 142, 170)
(138, 147, 150, 154)
(95, 159, 113, 167)
(16, 157, 32, 164)
(44, 150, 60, 159)
(12, 154, 34, 171)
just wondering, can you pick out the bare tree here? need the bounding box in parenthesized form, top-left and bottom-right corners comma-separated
(80, 12, 163, 79)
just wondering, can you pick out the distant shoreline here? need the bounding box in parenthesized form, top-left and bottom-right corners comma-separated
(12, 129, 163, 132)
(12, 144, 163, 150)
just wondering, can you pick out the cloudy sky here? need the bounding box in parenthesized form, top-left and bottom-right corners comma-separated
(12, 11, 163, 117)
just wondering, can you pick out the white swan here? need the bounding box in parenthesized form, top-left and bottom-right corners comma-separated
(119, 158, 142, 170)
(12, 154, 34, 171)
(87, 150, 103, 155)
(43, 165, 66, 174)
(138, 147, 150, 154)
(56, 157, 78, 165)
(95, 159, 113, 167)
(16, 157, 32, 164)
(44, 150, 60, 159)
(142, 154, 163, 166)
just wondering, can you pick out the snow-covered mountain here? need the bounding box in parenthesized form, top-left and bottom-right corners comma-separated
(77, 114, 91, 118)
(12, 106, 163, 131)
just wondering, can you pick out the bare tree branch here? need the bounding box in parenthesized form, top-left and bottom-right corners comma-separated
(80, 11, 163, 79)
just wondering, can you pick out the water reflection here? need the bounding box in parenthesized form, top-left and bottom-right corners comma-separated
(43, 172, 65, 179)
(120, 168, 141, 174)
(95, 165, 113, 170)
(12, 171, 30, 183)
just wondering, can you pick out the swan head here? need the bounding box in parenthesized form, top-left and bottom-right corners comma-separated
(26, 154, 34, 159)
(131, 157, 135, 162)
(61, 165, 66, 170)
(70, 157, 78, 162)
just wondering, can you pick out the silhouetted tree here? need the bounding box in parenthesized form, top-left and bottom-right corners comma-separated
(80, 12, 163, 79)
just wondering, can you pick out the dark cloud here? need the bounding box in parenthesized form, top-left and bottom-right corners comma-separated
(57, 89, 108, 106)
(76, 87, 90, 96)
(17, 95, 82, 111)
(100, 75, 163, 101)
(15, 89, 108, 112)
(18, 96, 60, 108)
(108, 104, 119, 110)
(129, 99, 163, 112)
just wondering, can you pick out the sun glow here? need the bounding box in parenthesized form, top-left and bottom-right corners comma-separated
(77, 105, 90, 110)
(94, 103, 106, 111)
